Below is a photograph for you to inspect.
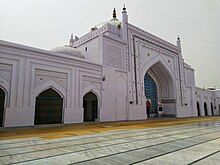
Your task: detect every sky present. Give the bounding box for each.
[0,0,220,89]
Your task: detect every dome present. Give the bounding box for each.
[92,8,121,29]
[94,18,121,29]
[50,46,84,59]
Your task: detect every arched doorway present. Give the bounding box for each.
[83,92,98,122]
[204,102,208,116]
[0,88,5,127]
[144,61,176,117]
[211,103,214,116]
[197,101,200,116]
[35,88,63,125]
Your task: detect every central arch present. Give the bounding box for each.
[83,92,98,122]
[143,61,176,117]
[34,88,63,125]
[0,88,5,127]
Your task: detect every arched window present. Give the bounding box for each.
[35,88,63,125]
[83,92,98,122]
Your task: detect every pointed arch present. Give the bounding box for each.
[142,57,176,117]
[143,58,176,99]
[32,80,66,108]
[0,77,10,107]
[83,92,98,122]
[35,88,63,125]
[143,57,175,85]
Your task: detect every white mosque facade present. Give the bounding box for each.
[0,7,220,127]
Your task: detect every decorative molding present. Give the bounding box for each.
[0,63,13,83]
[35,69,68,89]
[128,23,180,54]
[106,44,123,68]
[82,76,101,90]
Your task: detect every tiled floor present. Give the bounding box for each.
[1,118,220,164]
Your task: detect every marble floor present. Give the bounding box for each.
[1,120,220,164]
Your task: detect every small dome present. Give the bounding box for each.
[50,46,84,59]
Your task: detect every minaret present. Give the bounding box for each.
[122,4,128,41]
[176,36,185,106]
[177,36,181,50]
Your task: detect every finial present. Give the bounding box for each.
[113,8,116,19]
[177,35,180,41]
[123,4,126,11]
[69,33,74,47]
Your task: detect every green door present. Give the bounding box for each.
[35,89,63,125]
[0,89,5,127]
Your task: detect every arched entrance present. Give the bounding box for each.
[35,88,63,125]
[0,88,5,127]
[144,61,176,117]
[197,101,200,116]
[211,103,214,116]
[83,92,98,122]
[204,102,208,116]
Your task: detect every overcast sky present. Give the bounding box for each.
[0,0,219,89]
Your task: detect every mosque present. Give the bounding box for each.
[0,7,220,127]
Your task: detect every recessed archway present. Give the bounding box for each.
[0,88,5,127]
[35,88,63,125]
[144,61,176,117]
[83,92,98,122]
[197,101,200,116]
[204,102,208,116]
[211,103,214,116]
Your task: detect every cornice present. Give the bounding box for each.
[0,40,102,68]
[128,23,180,54]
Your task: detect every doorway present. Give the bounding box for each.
[197,101,200,116]
[35,88,63,125]
[211,103,214,116]
[83,92,98,122]
[204,102,208,116]
[0,88,5,127]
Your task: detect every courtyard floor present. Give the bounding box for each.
[1,116,220,164]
